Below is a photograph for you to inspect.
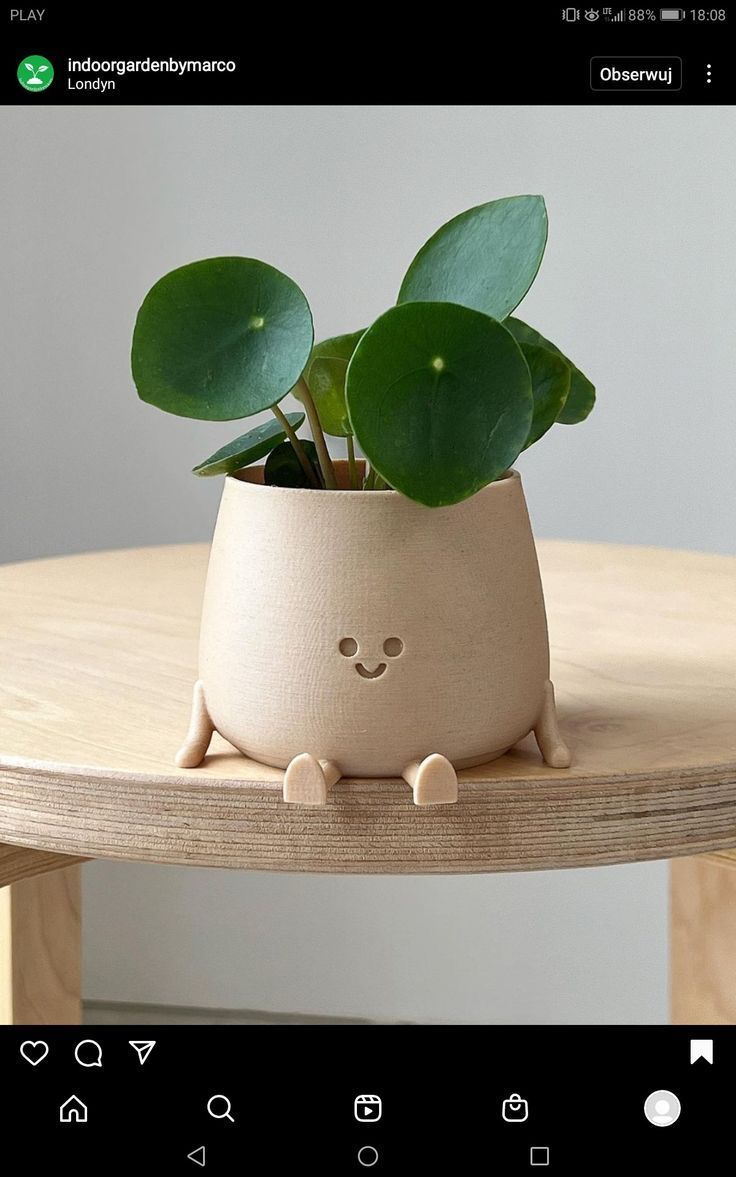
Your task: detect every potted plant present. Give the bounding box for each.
[132,195,595,806]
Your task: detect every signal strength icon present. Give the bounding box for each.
[610,7,625,18]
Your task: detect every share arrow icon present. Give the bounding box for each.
[129,1040,156,1065]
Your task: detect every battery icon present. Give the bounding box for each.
[660,7,684,17]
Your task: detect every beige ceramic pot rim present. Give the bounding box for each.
[230,463,517,500]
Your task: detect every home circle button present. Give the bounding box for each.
[357,1145,379,1167]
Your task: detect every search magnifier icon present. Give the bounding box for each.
[207,1094,234,1122]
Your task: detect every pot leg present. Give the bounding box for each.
[533,680,571,768]
[283,754,341,806]
[175,680,215,769]
[402,754,458,806]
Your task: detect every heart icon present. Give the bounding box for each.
[20,1040,49,1066]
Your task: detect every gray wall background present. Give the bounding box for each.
[2,105,734,1021]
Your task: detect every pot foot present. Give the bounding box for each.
[534,679,571,768]
[283,754,342,806]
[402,754,458,806]
[175,680,215,768]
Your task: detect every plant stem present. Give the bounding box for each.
[346,434,358,490]
[364,465,376,491]
[373,473,388,491]
[294,377,338,489]
[271,404,320,487]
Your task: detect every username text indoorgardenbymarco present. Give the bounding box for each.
[67,57,237,92]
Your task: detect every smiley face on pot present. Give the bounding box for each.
[338,635,404,679]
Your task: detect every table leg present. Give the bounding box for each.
[671,854,736,1024]
[0,849,84,1026]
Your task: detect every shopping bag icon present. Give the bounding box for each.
[502,1093,529,1122]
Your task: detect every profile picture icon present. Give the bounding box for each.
[17,55,54,92]
[643,1089,681,1127]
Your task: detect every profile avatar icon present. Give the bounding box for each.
[17,55,55,93]
[643,1089,681,1127]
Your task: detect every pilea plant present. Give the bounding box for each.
[132,195,595,507]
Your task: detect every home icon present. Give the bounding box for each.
[60,1095,88,1123]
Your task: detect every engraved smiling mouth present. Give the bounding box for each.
[355,662,387,679]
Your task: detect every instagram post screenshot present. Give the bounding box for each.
[1,3,734,1171]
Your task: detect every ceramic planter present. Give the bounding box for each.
[177,464,570,805]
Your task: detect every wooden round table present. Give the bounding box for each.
[0,541,734,1023]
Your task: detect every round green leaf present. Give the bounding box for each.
[557,367,595,424]
[506,317,595,424]
[346,302,533,508]
[264,439,321,488]
[192,412,305,477]
[300,330,365,436]
[132,257,314,421]
[519,343,571,450]
[398,196,548,322]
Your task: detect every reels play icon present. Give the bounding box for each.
[354,1095,382,1123]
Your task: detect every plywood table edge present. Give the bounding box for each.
[1,755,735,874]
[3,751,736,795]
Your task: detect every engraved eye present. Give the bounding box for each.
[383,637,404,657]
[339,637,358,657]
